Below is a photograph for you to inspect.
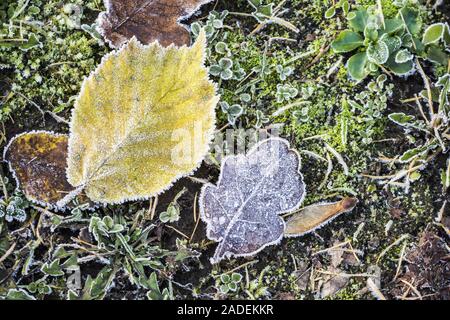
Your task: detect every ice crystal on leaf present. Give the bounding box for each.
[199,138,305,264]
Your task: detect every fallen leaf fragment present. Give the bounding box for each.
[97,0,213,48]
[285,197,358,237]
[3,131,87,208]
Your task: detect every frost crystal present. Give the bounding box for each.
[200,138,305,263]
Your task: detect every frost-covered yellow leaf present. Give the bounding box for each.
[65,31,218,205]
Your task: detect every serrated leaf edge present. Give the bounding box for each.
[66,30,218,206]
[97,0,214,49]
[199,137,306,264]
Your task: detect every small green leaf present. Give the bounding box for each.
[388,113,415,126]
[443,23,450,47]
[220,274,231,284]
[381,18,404,35]
[61,255,78,270]
[426,46,449,65]
[331,30,364,53]
[342,1,349,15]
[103,216,114,229]
[395,49,413,64]
[325,6,336,19]
[6,289,36,300]
[347,52,369,81]
[364,23,379,42]
[219,284,229,294]
[399,145,428,163]
[402,33,413,48]
[146,272,165,300]
[231,273,243,283]
[380,34,402,54]
[347,99,364,111]
[367,41,389,64]
[411,37,425,54]
[228,282,238,292]
[385,53,414,76]
[347,9,369,33]
[368,62,379,72]
[409,171,421,181]
[219,58,233,69]
[41,259,64,277]
[398,7,422,36]
[422,23,445,46]
[109,224,124,233]
[67,289,79,300]
[53,246,71,259]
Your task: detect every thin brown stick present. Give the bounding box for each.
[165,225,189,239]
[416,58,434,116]
[0,242,16,264]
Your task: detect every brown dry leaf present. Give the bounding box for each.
[285,197,358,237]
[329,240,344,268]
[320,266,349,298]
[291,260,310,291]
[4,131,88,209]
[97,0,213,48]
[392,230,450,300]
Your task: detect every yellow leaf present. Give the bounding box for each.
[65,31,218,205]
[285,197,358,237]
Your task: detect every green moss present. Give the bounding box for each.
[0,0,108,121]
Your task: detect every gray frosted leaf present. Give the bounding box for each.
[199,138,305,264]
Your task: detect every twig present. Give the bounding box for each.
[367,277,386,300]
[189,193,201,243]
[150,195,158,220]
[377,234,409,264]
[305,44,330,69]
[0,242,16,264]
[165,225,189,239]
[316,270,377,278]
[324,142,349,176]
[415,94,431,126]
[394,241,408,281]
[193,192,198,223]
[318,152,333,190]
[400,279,422,300]
[217,259,259,277]
[416,58,434,117]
